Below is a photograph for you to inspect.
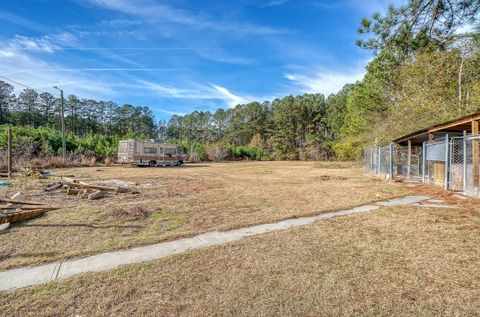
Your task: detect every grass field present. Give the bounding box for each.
[2,205,479,316]
[0,161,407,270]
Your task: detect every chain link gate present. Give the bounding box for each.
[465,135,480,197]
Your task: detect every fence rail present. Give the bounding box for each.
[364,134,480,198]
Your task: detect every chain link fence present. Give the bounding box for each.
[364,144,421,179]
[465,135,480,196]
[364,146,392,177]
[366,134,480,198]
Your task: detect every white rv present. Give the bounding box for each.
[117,139,186,167]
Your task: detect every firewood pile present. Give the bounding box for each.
[0,193,59,225]
[44,177,137,200]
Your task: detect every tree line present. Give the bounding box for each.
[0,84,157,137]
[1,0,479,162]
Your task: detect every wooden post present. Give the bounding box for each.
[422,141,426,183]
[444,134,449,190]
[427,133,434,184]
[389,143,394,180]
[407,139,412,179]
[7,127,12,178]
[472,120,479,188]
[463,130,467,192]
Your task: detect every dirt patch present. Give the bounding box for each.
[315,175,349,181]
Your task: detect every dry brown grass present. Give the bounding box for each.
[0,161,407,270]
[2,205,479,316]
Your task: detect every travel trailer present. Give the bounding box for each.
[117,139,186,167]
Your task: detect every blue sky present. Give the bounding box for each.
[0,0,401,120]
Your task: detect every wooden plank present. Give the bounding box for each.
[429,113,480,133]
[472,120,479,187]
[407,140,412,179]
[0,209,46,224]
[0,198,47,205]
[0,205,58,210]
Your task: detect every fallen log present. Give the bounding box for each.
[0,198,47,206]
[63,179,117,192]
[0,205,59,211]
[88,190,106,200]
[44,182,63,192]
[0,209,46,224]
[66,188,82,195]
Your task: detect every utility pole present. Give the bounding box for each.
[7,127,12,178]
[53,86,66,162]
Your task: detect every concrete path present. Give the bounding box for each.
[0,195,455,292]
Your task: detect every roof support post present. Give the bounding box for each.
[407,140,412,179]
[444,134,449,190]
[463,130,467,192]
[472,120,479,188]
[389,143,394,180]
[422,141,426,183]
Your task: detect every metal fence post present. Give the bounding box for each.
[389,143,394,179]
[463,131,467,192]
[377,147,381,174]
[422,141,426,183]
[444,134,449,190]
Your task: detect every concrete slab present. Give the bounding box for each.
[411,203,459,209]
[377,196,430,206]
[0,262,58,291]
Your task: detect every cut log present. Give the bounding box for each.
[66,188,82,195]
[44,182,63,192]
[116,186,131,193]
[64,180,117,192]
[0,209,46,224]
[88,190,106,200]
[78,189,89,199]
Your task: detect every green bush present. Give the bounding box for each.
[0,125,120,159]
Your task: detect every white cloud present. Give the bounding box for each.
[85,0,289,35]
[0,37,115,98]
[211,84,250,107]
[137,79,258,108]
[284,67,365,96]
[261,0,290,8]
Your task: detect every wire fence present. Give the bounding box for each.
[364,134,480,198]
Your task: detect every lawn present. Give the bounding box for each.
[0,161,407,270]
[2,205,479,316]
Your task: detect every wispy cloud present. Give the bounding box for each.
[0,37,116,98]
[261,0,290,8]
[0,9,49,33]
[84,0,289,35]
[284,66,366,96]
[137,79,259,108]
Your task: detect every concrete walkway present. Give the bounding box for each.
[0,195,443,292]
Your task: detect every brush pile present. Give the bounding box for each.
[44,177,137,200]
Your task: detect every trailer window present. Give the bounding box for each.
[177,147,184,155]
[144,147,157,154]
[159,147,164,154]
[165,148,175,155]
